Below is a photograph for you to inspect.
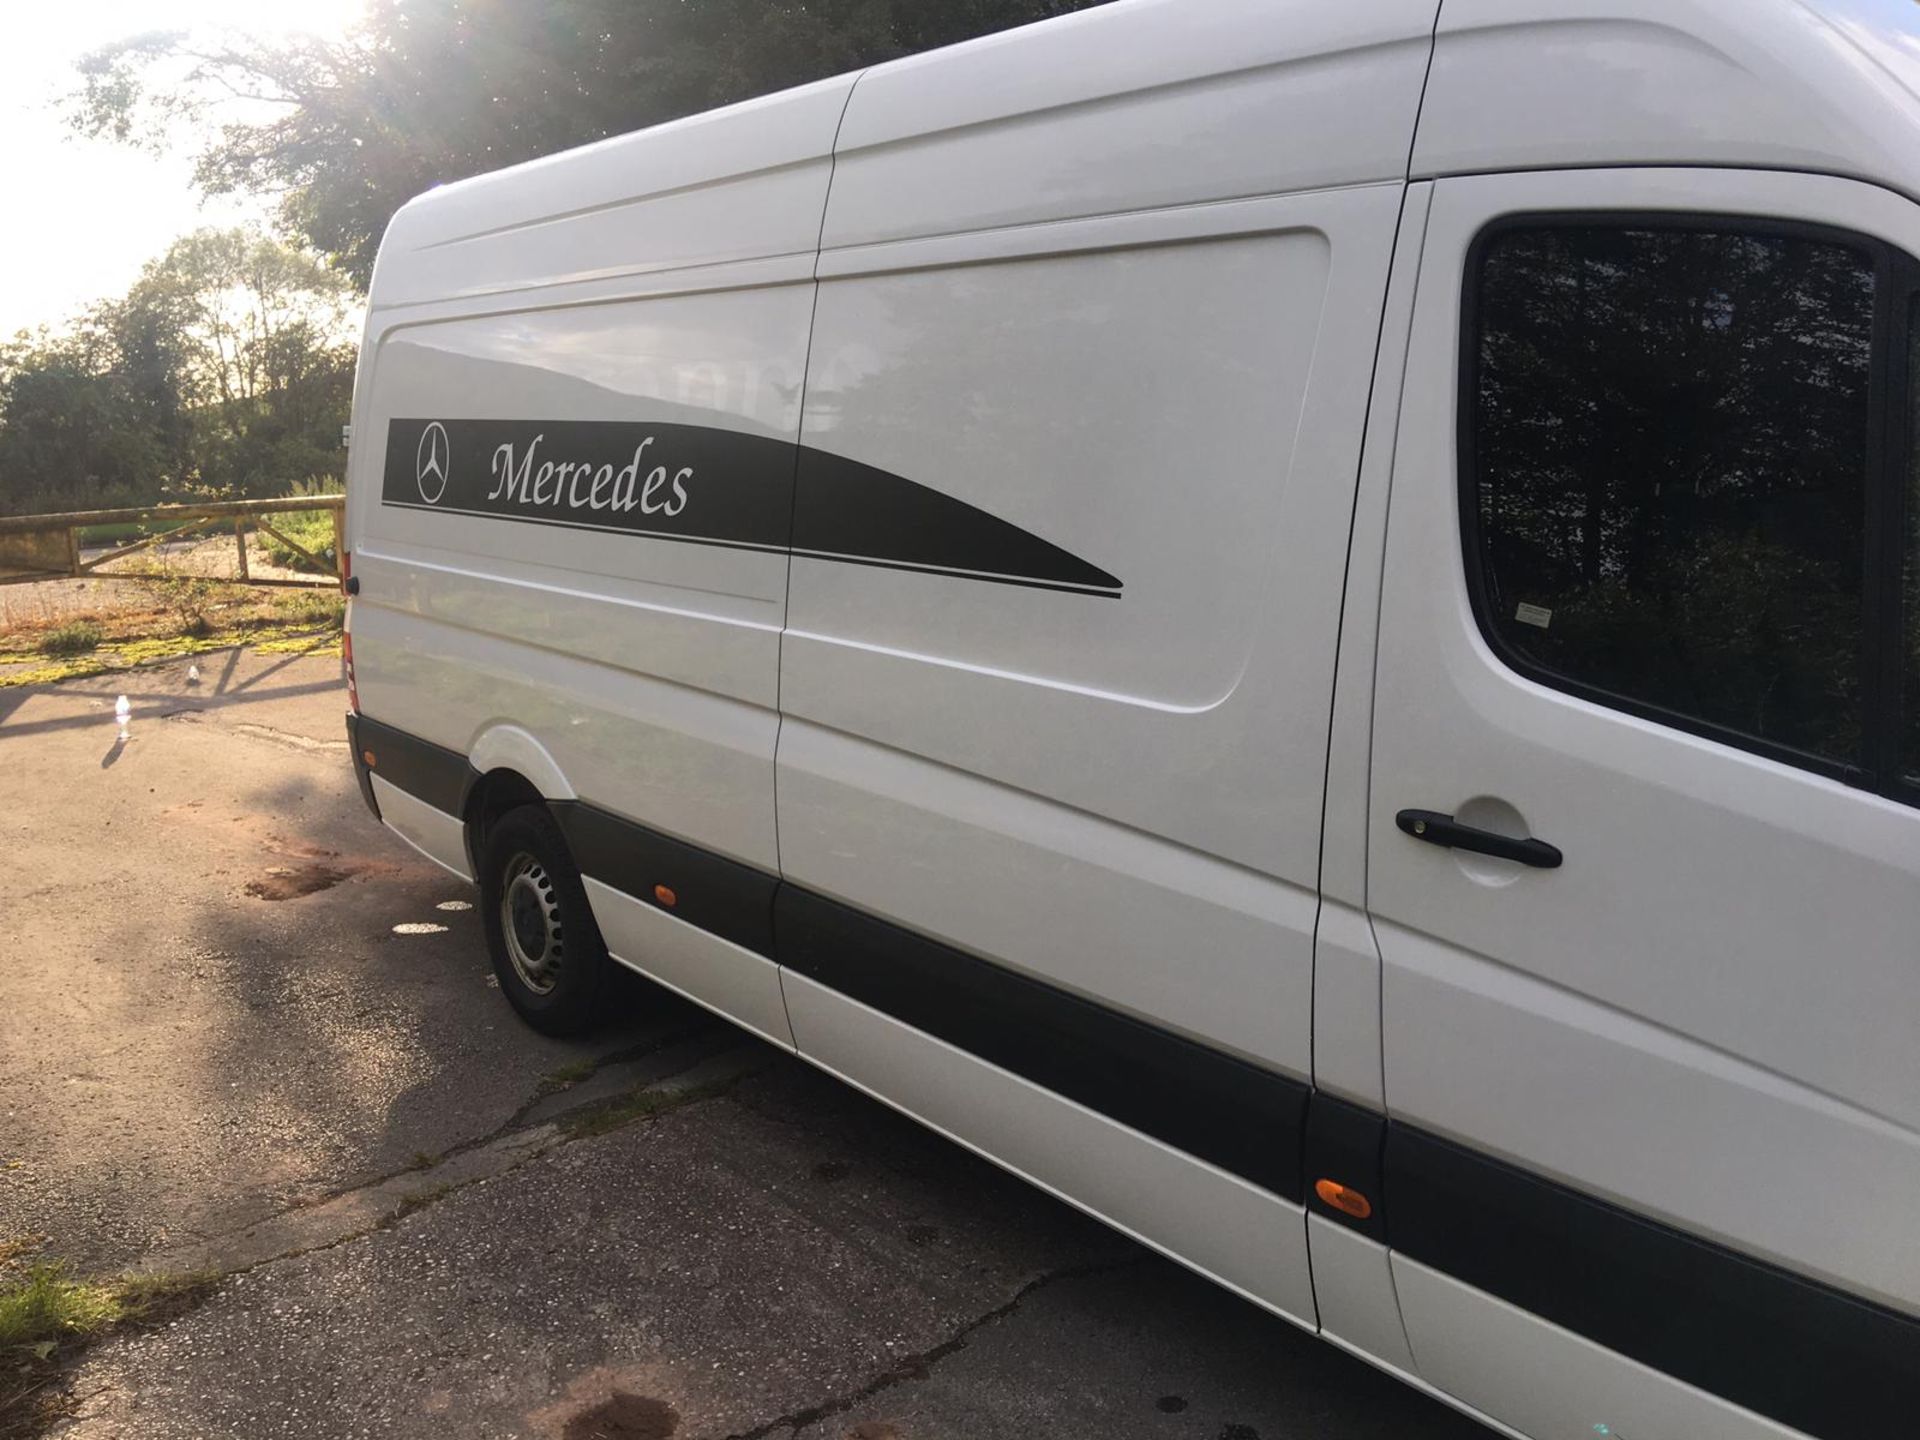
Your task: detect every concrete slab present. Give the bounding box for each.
[0,651,695,1270]
[53,1066,1487,1440]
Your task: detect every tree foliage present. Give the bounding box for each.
[68,0,1111,288]
[0,229,355,514]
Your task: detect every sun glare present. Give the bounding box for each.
[0,1,368,337]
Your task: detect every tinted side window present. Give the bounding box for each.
[1469,225,1875,765]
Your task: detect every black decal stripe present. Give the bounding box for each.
[552,801,776,957]
[774,885,1306,1199]
[381,418,1122,596]
[1387,1123,1920,1440]
[383,418,797,549]
[353,714,469,814]
[789,547,1121,597]
[380,499,792,555]
[790,446,1124,595]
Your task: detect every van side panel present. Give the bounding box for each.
[823,0,1439,249]
[775,7,1427,1323]
[350,278,812,874]
[781,180,1399,1080]
[347,79,856,890]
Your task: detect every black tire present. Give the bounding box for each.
[477,804,614,1035]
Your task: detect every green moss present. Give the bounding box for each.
[544,1059,599,1088]
[0,625,338,687]
[558,1079,731,1139]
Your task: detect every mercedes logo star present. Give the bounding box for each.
[416,421,451,504]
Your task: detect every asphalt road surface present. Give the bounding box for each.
[0,649,1489,1440]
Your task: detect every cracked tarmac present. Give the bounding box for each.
[1,651,1490,1439]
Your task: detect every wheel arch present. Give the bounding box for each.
[462,725,577,875]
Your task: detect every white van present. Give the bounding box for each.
[340,1,1920,1434]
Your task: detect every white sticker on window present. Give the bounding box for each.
[1515,602,1553,629]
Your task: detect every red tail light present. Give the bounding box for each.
[342,629,359,715]
[340,550,359,712]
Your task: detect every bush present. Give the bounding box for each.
[271,588,344,629]
[260,478,344,575]
[41,620,105,657]
[137,570,222,636]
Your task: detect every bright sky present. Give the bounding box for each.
[0,0,367,339]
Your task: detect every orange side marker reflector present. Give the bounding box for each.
[1315,1178,1374,1221]
[653,884,678,908]
[362,750,377,768]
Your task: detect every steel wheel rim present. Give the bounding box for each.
[499,852,564,995]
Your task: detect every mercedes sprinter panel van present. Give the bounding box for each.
[342,3,1920,1434]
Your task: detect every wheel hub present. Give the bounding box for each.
[499,853,564,995]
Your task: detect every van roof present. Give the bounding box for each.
[1415,0,1920,197]
[370,0,1920,310]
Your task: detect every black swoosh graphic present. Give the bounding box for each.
[380,418,1121,597]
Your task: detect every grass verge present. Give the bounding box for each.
[38,622,103,659]
[0,1257,217,1439]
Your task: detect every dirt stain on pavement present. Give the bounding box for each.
[246,862,356,900]
[562,1391,679,1440]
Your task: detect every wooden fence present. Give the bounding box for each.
[0,495,345,590]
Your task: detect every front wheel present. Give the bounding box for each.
[478,805,614,1035]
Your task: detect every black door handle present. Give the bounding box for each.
[1395,809,1562,869]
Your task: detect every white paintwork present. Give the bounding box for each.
[780,182,1405,1095]
[1310,181,1430,1115]
[348,64,845,886]
[783,972,1316,1328]
[370,75,855,308]
[1316,1334,1530,1440]
[1310,905,1387,1110]
[585,879,794,1050]
[353,597,783,873]
[369,776,472,882]
[1308,1218,1418,1375]
[775,720,1317,1069]
[1414,1,1920,201]
[1392,1258,1806,1440]
[467,725,576,801]
[823,0,1438,251]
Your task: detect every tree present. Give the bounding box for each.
[0,227,356,513]
[118,228,357,493]
[0,320,165,514]
[67,0,1111,289]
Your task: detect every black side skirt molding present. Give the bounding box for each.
[351,713,470,815]
[776,885,1307,1200]
[344,712,381,821]
[356,714,1920,1440]
[1386,1125,1920,1440]
[553,800,778,958]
